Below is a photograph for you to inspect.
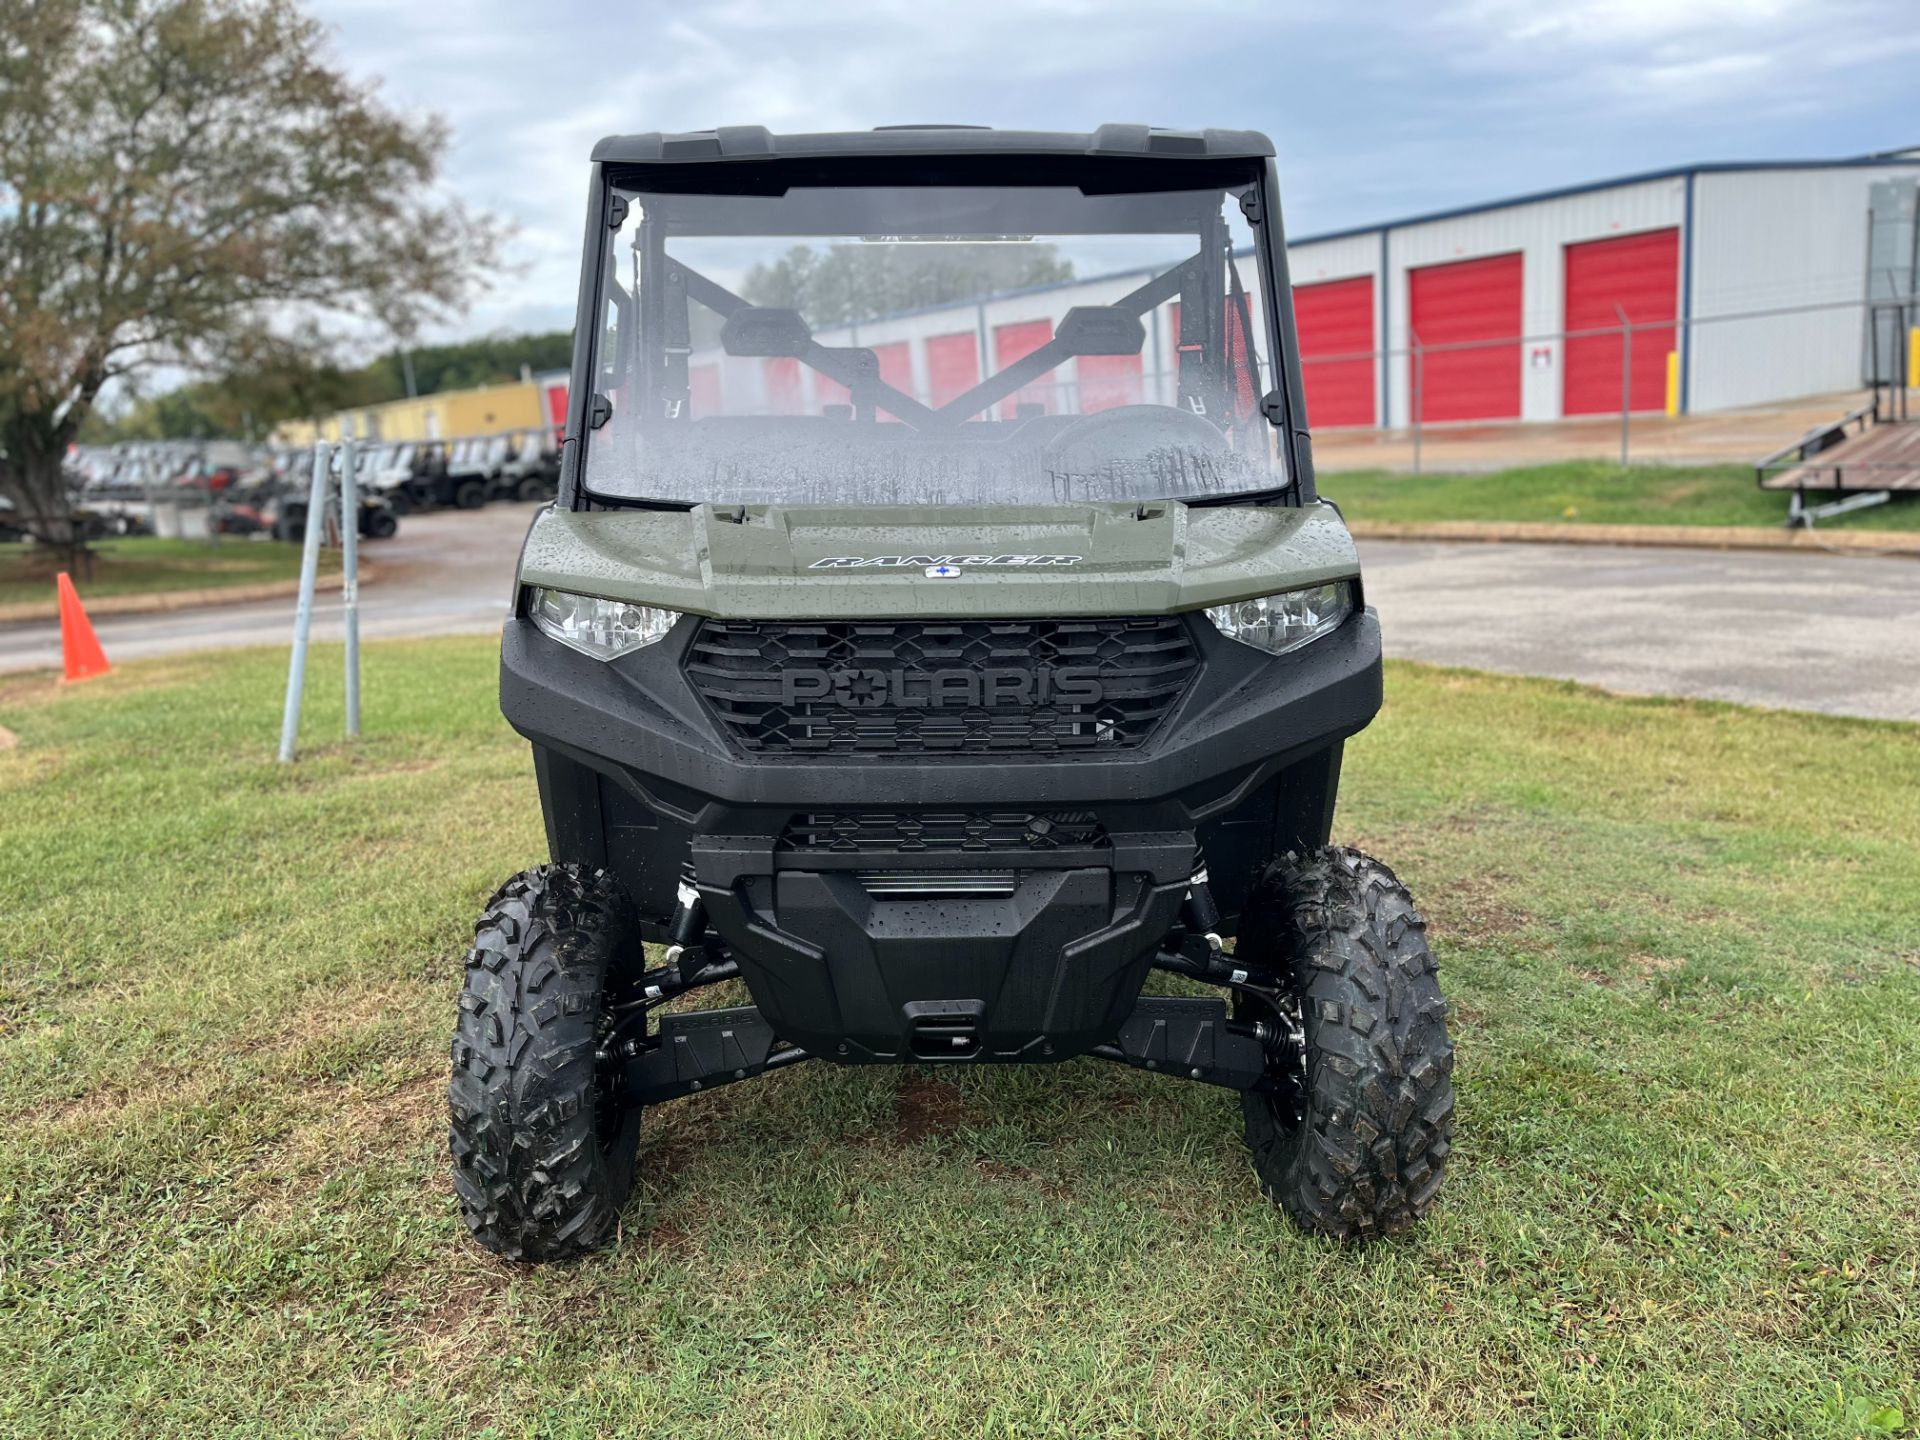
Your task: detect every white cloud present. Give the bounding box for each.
[301,0,1920,345]
[1456,0,1799,45]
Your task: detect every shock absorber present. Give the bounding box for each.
[664,872,705,986]
[1183,865,1225,959]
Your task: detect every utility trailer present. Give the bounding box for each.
[1756,300,1919,526]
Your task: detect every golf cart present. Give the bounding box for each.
[437,438,494,509]
[449,125,1454,1260]
[489,429,561,502]
[384,440,480,512]
[267,446,399,542]
[358,443,418,512]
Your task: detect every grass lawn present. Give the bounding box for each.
[0,536,334,609]
[1,639,1916,1437]
[1322,460,1920,532]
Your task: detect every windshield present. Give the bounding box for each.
[579,174,1283,507]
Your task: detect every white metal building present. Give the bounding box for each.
[1289,148,1920,427]
[684,147,1920,431]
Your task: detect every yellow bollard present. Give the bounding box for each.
[1909,328,1919,390]
[1664,351,1680,417]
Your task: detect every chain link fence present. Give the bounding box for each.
[1296,292,1918,472]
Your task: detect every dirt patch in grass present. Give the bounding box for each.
[262,979,442,1058]
[0,673,61,707]
[1629,951,1686,979]
[1425,871,1529,944]
[239,1073,444,1224]
[17,979,440,1132]
[895,1070,969,1144]
[20,1077,161,1130]
[0,655,217,704]
[374,1258,520,1371]
[408,1273,502,1347]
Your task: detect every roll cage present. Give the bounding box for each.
[557,129,1319,509]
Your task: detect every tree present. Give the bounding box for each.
[100,329,384,439]
[741,243,1074,331]
[0,0,502,550]
[356,328,573,400]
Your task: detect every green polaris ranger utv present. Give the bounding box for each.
[448,124,1454,1260]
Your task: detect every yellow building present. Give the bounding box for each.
[276,378,551,445]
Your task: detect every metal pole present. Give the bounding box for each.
[975,300,993,406]
[1410,327,1424,476]
[1880,274,1911,422]
[1615,304,1632,468]
[1905,296,1914,422]
[139,449,156,537]
[277,443,331,763]
[340,434,361,740]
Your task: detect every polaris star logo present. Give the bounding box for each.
[808,554,1083,570]
[779,666,1104,709]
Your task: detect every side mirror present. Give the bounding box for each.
[1057,306,1145,357]
[721,306,813,358]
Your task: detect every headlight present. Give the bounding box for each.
[528,587,678,660]
[1205,581,1354,656]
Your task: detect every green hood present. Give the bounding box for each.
[516,501,1359,620]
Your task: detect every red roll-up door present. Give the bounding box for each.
[994,319,1055,418]
[1077,353,1143,412]
[1562,228,1679,416]
[1408,252,1522,422]
[1293,275,1375,428]
[925,332,979,410]
[764,357,803,415]
[872,341,913,420]
[689,363,721,416]
[804,342,907,418]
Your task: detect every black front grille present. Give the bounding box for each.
[685,618,1200,756]
[781,810,1110,854]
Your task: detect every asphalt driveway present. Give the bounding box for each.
[1359,539,1920,722]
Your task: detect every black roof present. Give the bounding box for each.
[589,124,1274,165]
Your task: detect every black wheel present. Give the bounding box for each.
[447,864,644,1260]
[363,508,398,540]
[453,478,485,509]
[515,476,550,503]
[1235,846,1454,1239]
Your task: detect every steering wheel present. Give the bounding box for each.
[1040,404,1226,470]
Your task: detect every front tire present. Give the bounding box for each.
[447,864,643,1260]
[1236,847,1455,1239]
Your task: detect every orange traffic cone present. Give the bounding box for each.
[56,572,111,683]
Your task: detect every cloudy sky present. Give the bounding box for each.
[309,0,1920,345]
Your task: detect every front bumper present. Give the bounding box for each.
[501,606,1381,1061]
